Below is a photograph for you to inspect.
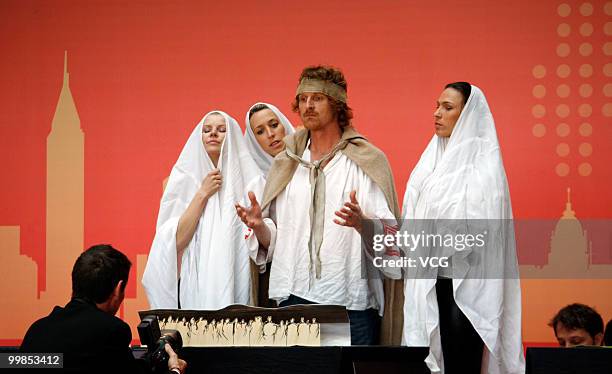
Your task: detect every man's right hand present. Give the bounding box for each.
[235,191,263,229]
[165,343,187,374]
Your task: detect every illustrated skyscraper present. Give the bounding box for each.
[42,51,84,302]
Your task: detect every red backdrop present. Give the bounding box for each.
[1,0,610,344]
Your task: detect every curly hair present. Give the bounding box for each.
[291,65,354,128]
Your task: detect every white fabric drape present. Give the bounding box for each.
[401,86,525,374]
[143,111,265,310]
[244,102,295,174]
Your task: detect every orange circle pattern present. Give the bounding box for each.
[531,1,610,177]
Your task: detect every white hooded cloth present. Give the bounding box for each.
[401,86,524,374]
[143,111,265,310]
[244,102,295,174]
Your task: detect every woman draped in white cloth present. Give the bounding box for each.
[244,102,295,175]
[401,83,524,374]
[143,111,265,310]
[243,103,295,306]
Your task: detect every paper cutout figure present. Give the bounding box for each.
[262,316,278,345]
[296,317,310,346]
[286,318,299,346]
[250,316,264,346]
[234,318,249,346]
[309,318,321,345]
[276,320,287,346]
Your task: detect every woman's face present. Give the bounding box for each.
[433,88,465,137]
[202,113,227,159]
[249,108,287,157]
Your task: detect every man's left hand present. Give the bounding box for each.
[165,343,187,374]
[333,190,366,233]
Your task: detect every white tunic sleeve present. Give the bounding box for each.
[245,217,277,266]
[245,198,278,268]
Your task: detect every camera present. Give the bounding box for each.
[137,315,183,373]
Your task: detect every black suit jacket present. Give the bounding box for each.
[20,298,146,373]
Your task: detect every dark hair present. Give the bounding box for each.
[72,244,132,303]
[605,319,612,346]
[291,65,354,128]
[549,303,604,339]
[445,82,472,106]
[248,103,269,119]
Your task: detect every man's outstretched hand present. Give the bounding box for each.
[334,190,366,233]
[235,191,263,229]
[235,191,271,249]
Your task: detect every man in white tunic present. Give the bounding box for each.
[236,65,401,345]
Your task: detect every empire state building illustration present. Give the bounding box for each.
[0,52,149,341]
[41,51,84,303]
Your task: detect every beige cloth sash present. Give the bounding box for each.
[285,139,349,279]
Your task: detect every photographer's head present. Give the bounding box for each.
[72,244,132,315]
[549,303,604,347]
